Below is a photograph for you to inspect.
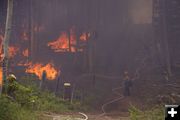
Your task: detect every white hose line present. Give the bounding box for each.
[102,96,124,113]
[43,112,88,120]
[79,112,88,120]
[96,56,148,120]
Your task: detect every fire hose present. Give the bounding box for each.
[95,86,124,119]
[95,56,148,119]
[79,112,88,120]
[43,112,88,120]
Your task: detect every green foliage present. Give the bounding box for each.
[14,84,34,106]
[129,105,164,120]
[36,92,72,112]
[0,95,38,120]
[0,76,89,119]
[0,95,19,120]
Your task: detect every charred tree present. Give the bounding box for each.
[1,0,14,95]
[153,0,172,76]
[55,76,60,96]
[30,0,35,61]
[161,0,172,76]
[39,70,46,89]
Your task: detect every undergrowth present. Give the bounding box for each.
[0,77,85,120]
[129,105,164,120]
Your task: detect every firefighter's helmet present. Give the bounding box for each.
[7,74,17,82]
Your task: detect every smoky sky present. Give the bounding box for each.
[130,0,152,24]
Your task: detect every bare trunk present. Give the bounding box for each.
[30,0,35,61]
[55,76,60,95]
[1,0,14,95]
[162,0,172,76]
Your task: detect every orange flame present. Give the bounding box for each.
[0,35,19,58]
[22,49,29,57]
[48,32,70,52]
[8,46,19,58]
[80,32,90,41]
[25,63,58,80]
[48,27,90,53]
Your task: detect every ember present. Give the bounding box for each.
[25,63,58,80]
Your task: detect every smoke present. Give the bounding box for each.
[130,0,152,24]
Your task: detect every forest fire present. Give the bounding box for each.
[25,63,58,80]
[48,32,70,52]
[8,46,19,58]
[0,34,19,58]
[80,32,91,41]
[48,28,90,53]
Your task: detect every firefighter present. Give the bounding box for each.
[123,71,132,97]
[163,70,169,82]
[7,74,18,97]
[7,74,37,106]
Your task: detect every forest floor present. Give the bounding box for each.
[42,112,130,120]
[41,68,180,120]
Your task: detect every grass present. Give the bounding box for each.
[0,76,86,120]
[129,105,165,120]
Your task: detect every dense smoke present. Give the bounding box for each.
[130,0,152,24]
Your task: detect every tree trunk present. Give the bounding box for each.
[162,0,172,76]
[30,0,35,61]
[0,0,14,95]
[55,76,60,96]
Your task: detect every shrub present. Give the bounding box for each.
[0,95,19,120]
